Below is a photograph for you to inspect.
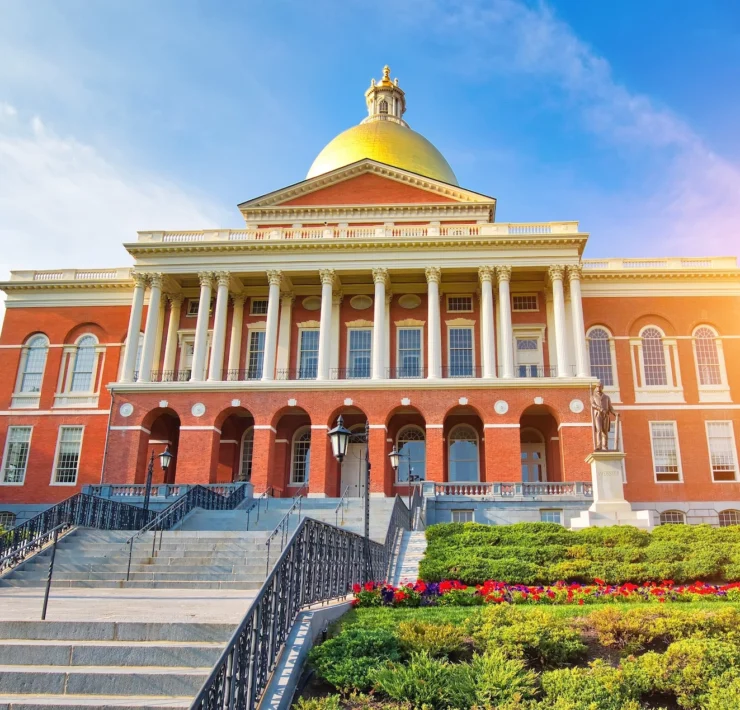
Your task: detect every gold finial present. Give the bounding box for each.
[381,65,392,84]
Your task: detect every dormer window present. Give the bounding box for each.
[379,99,389,114]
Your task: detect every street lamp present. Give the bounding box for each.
[328,417,371,582]
[142,446,174,523]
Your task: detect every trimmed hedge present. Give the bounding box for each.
[419,522,740,585]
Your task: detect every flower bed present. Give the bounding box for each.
[352,579,740,607]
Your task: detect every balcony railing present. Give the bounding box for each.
[441,365,482,379]
[387,366,428,379]
[222,369,261,381]
[422,481,593,498]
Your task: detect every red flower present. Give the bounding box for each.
[364,582,374,592]
[578,599,585,605]
[352,584,361,594]
[593,578,605,585]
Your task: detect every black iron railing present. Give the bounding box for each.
[441,365,482,378]
[264,484,308,573]
[0,494,152,574]
[381,495,411,580]
[386,366,428,379]
[245,488,272,530]
[222,369,261,381]
[190,517,388,710]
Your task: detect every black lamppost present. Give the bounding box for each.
[142,446,173,523]
[389,446,420,517]
[328,416,372,582]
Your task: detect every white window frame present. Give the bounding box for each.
[631,326,684,404]
[512,325,545,377]
[446,324,476,377]
[1,426,33,486]
[54,334,104,408]
[176,330,213,379]
[186,298,213,317]
[586,326,621,402]
[395,425,426,483]
[692,326,731,403]
[540,509,563,525]
[718,510,740,527]
[446,294,474,313]
[346,327,373,379]
[50,425,85,486]
[250,298,269,316]
[396,326,424,379]
[512,293,539,312]
[245,323,266,380]
[297,328,320,380]
[705,421,739,483]
[649,421,683,483]
[448,423,480,482]
[289,426,311,486]
[451,509,474,523]
[659,510,686,525]
[239,427,254,481]
[12,334,50,409]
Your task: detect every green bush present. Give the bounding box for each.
[292,696,341,710]
[704,673,740,710]
[396,621,467,658]
[469,650,538,707]
[308,627,402,692]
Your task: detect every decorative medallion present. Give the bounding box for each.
[398,294,421,309]
[191,402,206,417]
[159,400,169,408]
[534,396,544,405]
[494,400,508,415]
[288,398,298,407]
[119,403,134,418]
[231,399,242,407]
[349,295,373,310]
[569,398,585,413]
[458,397,468,405]
[344,398,354,406]
[302,296,321,311]
[401,397,411,406]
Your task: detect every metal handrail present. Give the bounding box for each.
[334,485,351,526]
[264,483,308,574]
[382,496,412,581]
[245,487,272,530]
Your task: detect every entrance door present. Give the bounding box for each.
[521,444,546,482]
[515,337,543,377]
[341,442,366,497]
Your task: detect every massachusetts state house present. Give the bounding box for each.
[1,67,739,528]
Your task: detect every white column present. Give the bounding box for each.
[226,294,246,379]
[207,272,231,381]
[479,266,496,379]
[138,273,163,383]
[330,292,342,374]
[316,269,335,380]
[425,267,442,379]
[162,294,183,377]
[190,272,213,382]
[385,292,392,373]
[371,268,387,380]
[568,265,590,377]
[261,270,282,381]
[545,290,557,371]
[151,295,166,377]
[121,273,147,383]
[549,265,569,378]
[276,293,295,374]
[496,266,514,378]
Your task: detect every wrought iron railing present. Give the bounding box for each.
[245,487,272,530]
[381,495,411,580]
[264,483,308,573]
[190,517,386,710]
[334,485,351,526]
[0,494,151,574]
[410,484,425,530]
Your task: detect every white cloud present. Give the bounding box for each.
[0,105,231,325]
[393,0,740,256]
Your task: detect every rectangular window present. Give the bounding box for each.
[447,295,473,313]
[246,330,265,379]
[451,510,473,523]
[706,421,738,482]
[70,345,96,392]
[186,299,213,317]
[540,509,563,525]
[53,426,83,485]
[1,427,32,484]
[448,327,474,377]
[513,294,538,311]
[397,328,422,378]
[650,422,682,482]
[250,299,269,315]
[347,329,372,379]
[298,330,319,379]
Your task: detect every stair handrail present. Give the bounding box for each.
[245,486,272,530]
[0,493,151,574]
[334,484,351,526]
[381,495,412,581]
[410,483,425,531]
[264,482,308,574]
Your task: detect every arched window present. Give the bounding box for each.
[641,327,667,386]
[290,427,311,485]
[719,510,740,527]
[239,428,254,481]
[379,99,388,114]
[587,328,614,387]
[659,510,685,525]
[396,426,426,482]
[70,335,98,392]
[448,424,479,482]
[16,334,49,395]
[693,326,722,385]
[520,428,546,482]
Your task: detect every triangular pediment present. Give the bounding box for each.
[238,159,495,210]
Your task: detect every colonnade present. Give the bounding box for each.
[120,265,590,383]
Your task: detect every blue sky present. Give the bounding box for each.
[1,0,739,284]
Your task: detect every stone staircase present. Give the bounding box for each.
[391,530,427,585]
[0,528,274,590]
[0,619,232,709]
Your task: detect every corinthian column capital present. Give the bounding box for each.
[167,292,184,307]
[132,272,148,288]
[318,269,336,287]
[265,269,282,287]
[548,265,566,282]
[147,272,164,289]
[496,265,512,284]
[567,264,583,282]
[478,265,495,283]
[372,267,389,285]
[425,266,441,284]
[197,271,214,288]
[214,271,231,288]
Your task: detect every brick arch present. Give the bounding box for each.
[384,403,429,428]
[443,405,485,483]
[627,313,677,338]
[215,406,255,484]
[326,404,369,429]
[63,322,108,344]
[214,405,255,430]
[519,404,561,482]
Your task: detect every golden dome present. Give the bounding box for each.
[306,66,458,186]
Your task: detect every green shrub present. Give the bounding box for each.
[704,673,740,710]
[396,621,467,658]
[469,650,538,707]
[573,525,650,549]
[292,696,341,710]
[308,627,401,692]
[474,607,586,669]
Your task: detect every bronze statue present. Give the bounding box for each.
[591,381,617,451]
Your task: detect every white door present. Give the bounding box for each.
[521,444,546,482]
[341,443,366,497]
[515,338,542,377]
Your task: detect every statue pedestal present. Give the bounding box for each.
[570,452,654,530]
